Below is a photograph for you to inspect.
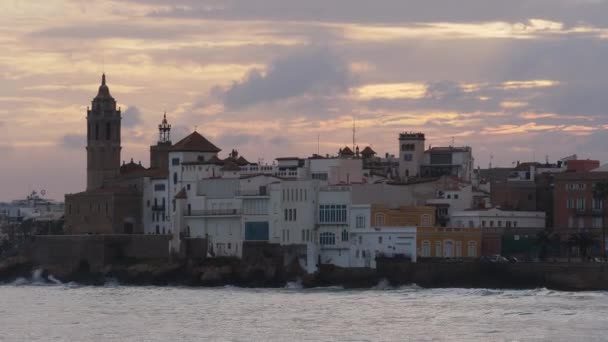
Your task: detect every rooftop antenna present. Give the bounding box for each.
[489,153,494,169]
[317,133,320,155]
[352,115,356,151]
[451,136,455,146]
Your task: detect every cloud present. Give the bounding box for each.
[217,47,352,108]
[60,134,85,149]
[142,0,608,27]
[123,106,143,128]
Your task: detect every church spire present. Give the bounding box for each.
[96,73,112,99]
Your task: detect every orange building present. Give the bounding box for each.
[416,227,482,258]
[370,205,435,227]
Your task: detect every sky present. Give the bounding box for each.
[2,0,608,201]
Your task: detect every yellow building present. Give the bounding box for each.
[370,205,435,227]
[416,227,482,258]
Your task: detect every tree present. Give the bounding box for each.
[593,182,608,260]
[568,232,598,261]
[535,230,552,261]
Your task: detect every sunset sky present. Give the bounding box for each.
[2,0,608,200]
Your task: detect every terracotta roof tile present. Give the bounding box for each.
[170,131,221,153]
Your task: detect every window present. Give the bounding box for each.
[356,215,366,228]
[342,230,349,242]
[498,221,502,227]
[468,220,474,228]
[172,158,180,166]
[489,221,494,227]
[173,172,178,185]
[578,217,584,228]
[378,236,383,244]
[454,194,459,199]
[319,204,348,224]
[293,209,297,221]
[304,189,307,201]
[455,241,462,257]
[375,213,385,226]
[447,194,451,199]
[566,198,574,209]
[186,184,191,191]
[312,173,328,180]
[482,220,486,227]
[593,199,604,210]
[319,232,336,245]
[284,209,288,221]
[422,241,431,257]
[358,236,363,244]
[156,225,160,234]
[106,122,111,140]
[302,230,306,242]
[154,184,166,191]
[576,198,586,210]
[403,154,413,161]
[435,241,442,257]
[467,241,477,257]
[593,217,603,229]
[421,214,432,226]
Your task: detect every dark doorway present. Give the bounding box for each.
[124,222,134,234]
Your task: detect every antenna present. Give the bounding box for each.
[352,115,356,151]
[317,134,320,155]
[451,136,455,146]
[489,154,494,169]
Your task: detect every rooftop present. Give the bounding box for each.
[170,131,221,153]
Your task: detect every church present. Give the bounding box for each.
[64,74,224,235]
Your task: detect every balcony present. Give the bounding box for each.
[151,205,166,212]
[236,189,269,197]
[320,185,351,192]
[184,209,241,217]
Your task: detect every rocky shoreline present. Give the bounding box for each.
[3,255,608,291]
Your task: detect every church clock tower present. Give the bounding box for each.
[86,74,121,190]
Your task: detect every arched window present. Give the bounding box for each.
[443,240,454,258]
[319,232,336,245]
[467,241,477,257]
[422,240,431,257]
[375,213,385,226]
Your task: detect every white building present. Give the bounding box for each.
[421,146,474,182]
[450,208,546,229]
[349,204,417,268]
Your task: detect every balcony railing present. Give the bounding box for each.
[151,205,166,212]
[185,209,241,217]
[236,189,269,197]
[320,185,351,192]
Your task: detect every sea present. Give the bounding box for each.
[0,275,607,342]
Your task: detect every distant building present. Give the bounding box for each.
[421,146,474,182]
[417,227,481,258]
[553,171,608,242]
[450,208,546,229]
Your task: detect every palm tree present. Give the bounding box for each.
[592,182,608,260]
[568,232,598,261]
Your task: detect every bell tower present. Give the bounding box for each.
[150,112,172,172]
[86,74,121,190]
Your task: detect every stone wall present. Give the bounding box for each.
[376,259,608,291]
[28,235,171,273]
